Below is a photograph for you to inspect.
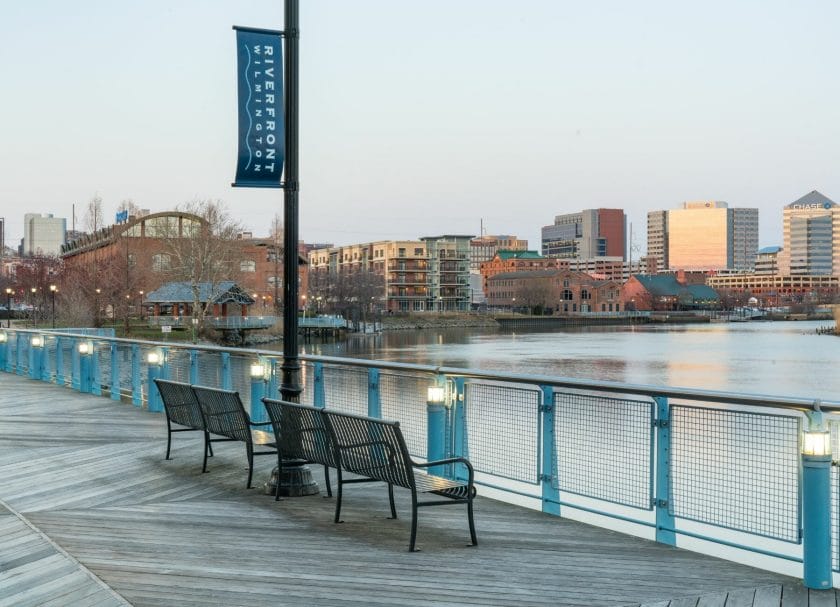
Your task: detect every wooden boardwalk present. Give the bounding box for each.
[0,372,837,607]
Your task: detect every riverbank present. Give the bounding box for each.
[381,312,499,331]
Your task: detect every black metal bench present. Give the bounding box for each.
[190,385,278,489]
[261,398,334,500]
[154,379,212,461]
[263,398,477,552]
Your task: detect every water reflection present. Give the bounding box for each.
[260,320,839,400]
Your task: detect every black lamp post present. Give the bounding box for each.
[4,288,11,328]
[49,285,57,329]
[30,287,37,327]
[94,288,101,327]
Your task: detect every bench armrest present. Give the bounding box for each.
[249,421,273,427]
[413,457,475,484]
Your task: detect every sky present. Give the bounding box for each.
[1,0,838,254]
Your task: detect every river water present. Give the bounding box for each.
[289,320,840,402]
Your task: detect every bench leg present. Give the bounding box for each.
[202,431,210,473]
[246,444,254,489]
[468,496,477,546]
[323,466,332,498]
[387,483,397,519]
[165,419,173,460]
[409,491,419,552]
[333,469,344,524]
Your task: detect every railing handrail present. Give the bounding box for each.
[5,327,837,412]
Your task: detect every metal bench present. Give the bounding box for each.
[191,386,277,488]
[153,379,212,461]
[261,398,334,500]
[263,398,477,552]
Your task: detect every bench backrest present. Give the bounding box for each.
[191,386,252,444]
[262,399,338,468]
[154,379,205,430]
[323,410,414,490]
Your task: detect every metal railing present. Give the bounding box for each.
[1,327,838,588]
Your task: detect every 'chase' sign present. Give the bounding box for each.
[233,26,284,188]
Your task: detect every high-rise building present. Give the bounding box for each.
[777,191,840,276]
[646,210,668,272]
[541,209,625,260]
[651,201,759,272]
[22,213,66,257]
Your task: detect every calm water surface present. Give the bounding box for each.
[292,320,840,401]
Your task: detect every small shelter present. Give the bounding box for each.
[144,281,256,320]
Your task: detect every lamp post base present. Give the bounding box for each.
[264,461,319,497]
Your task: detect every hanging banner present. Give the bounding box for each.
[232,26,284,188]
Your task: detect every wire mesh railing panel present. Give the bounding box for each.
[116,344,134,395]
[230,354,252,410]
[300,361,314,405]
[60,339,74,386]
[555,392,653,508]
[42,336,58,382]
[466,382,540,484]
[196,352,224,389]
[167,349,192,383]
[671,405,800,542]
[7,333,19,372]
[322,366,368,416]
[96,342,111,388]
[380,371,429,458]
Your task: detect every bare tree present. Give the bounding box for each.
[161,200,244,329]
[117,198,144,219]
[518,277,553,315]
[84,194,104,233]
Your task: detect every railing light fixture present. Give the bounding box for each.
[803,431,831,457]
[250,362,265,378]
[31,336,43,347]
[147,351,162,365]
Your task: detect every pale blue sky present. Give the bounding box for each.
[1,1,838,252]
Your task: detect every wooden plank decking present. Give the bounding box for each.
[0,372,836,606]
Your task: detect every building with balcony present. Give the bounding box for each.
[308,236,474,313]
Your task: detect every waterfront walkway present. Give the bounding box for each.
[0,373,834,606]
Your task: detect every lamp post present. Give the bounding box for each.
[146,350,164,412]
[78,341,93,393]
[4,287,11,328]
[94,288,101,327]
[426,380,448,476]
[138,290,145,322]
[250,361,267,424]
[30,287,37,327]
[801,413,832,589]
[49,285,57,329]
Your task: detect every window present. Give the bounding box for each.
[240,260,256,272]
[152,253,171,272]
[562,289,573,301]
[581,289,591,300]
[414,248,424,256]
[127,253,137,268]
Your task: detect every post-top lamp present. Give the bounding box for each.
[31,336,43,347]
[427,385,446,404]
[803,430,831,457]
[78,341,91,355]
[0,331,6,343]
[250,362,266,379]
[147,351,162,365]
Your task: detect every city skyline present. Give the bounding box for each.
[1,1,838,251]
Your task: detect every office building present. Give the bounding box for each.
[541,209,626,260]
[777,191,840,276]
[22,213,66,257]
[652,201,759,272]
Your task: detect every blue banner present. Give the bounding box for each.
[233,27,284,188]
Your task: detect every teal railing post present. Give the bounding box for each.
[802,410,832,589]
[71,339,80,390]
[313,362,324,408]
[79,344,92,394]
[110,343,121,401]
[221,352,232,390]
[449,377,468,481]
[16,333,25,375]
[540,384,560,516]
[146,351,163,412]
[91,344,102,395]
[55,337,64,385]
[654,396,676,545]
[368,368,381,418]
[0,334,6,372]
[250,359,267,423]
[41,337,52,382]
[189,350,199,385]
[29,336,42,380]
[426,375,447,475]
[131,345,142,406]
